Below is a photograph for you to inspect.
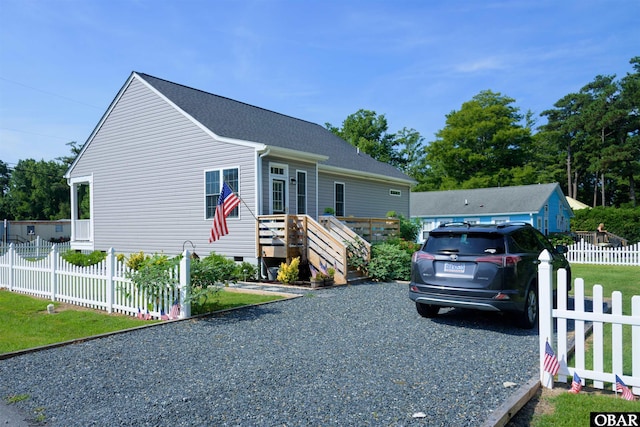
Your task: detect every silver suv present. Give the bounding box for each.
[409,222,570,328]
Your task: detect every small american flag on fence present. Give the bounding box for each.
[543,341,560,376]
[168,301,180,320]
[616,375,636,401]
[568,371,582,394]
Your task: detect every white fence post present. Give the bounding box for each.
[633,296,640,396]
[50,244,58,302]
[106,248,115,314]
[8,243,14,291]
[538,249,554,389]
[179,250,191,319]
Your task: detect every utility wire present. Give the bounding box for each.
[0,76,102,109]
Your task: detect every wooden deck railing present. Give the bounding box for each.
[325,216,399,243]
[574,230,628,247]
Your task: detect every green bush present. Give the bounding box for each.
[368,242,412,282]
[397,214,422,242]
[125,253,179,309]
[572,206,640,244]
[234,261,258,281]
[199,252,238,284]
[61,250,106,266]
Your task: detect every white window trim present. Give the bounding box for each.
[269,162,289,214]
[204,166,241,220]
[334,181,346,216]
[389,189,402,197]
[296,170,307,215]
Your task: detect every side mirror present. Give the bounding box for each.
[555,245,568,254]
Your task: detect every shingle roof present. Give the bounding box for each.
[411,183,567,217]
[136,72,411,182]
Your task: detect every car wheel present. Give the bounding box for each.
[519,285,538,329]
[416,302,440,318]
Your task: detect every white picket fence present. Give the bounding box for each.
[538,250,639,397]
[0,237,71,259]
[566,240,640,266]
[0,244,191,319]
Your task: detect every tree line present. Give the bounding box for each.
[327,56,639,208]
[2,56,638,221]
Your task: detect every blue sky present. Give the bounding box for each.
[1,0,638,166]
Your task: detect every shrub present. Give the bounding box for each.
[368,242,411,282]
[277,257,300,284]
[126,251,148,271]
[189,258,223,308]
[397,214,421,242]
[125,253,180,311]
[234,261,258,281]
[61,250,106,266]
[200,252,237,285]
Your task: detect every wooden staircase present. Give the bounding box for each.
[257,215,372,285]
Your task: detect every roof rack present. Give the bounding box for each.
[438,221,472,228]
[496,221,532,228]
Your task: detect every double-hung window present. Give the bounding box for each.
[205,168,239,219]
[335,182,345,216]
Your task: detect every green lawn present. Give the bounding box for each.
[0,289,285,354]
[569,264,639,376]
[531,264,640,426]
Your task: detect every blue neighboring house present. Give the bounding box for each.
[410,183,573,241]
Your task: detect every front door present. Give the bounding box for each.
[272,179,286,214]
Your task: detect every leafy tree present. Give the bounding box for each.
[0,160,11,219]
[56,141,83,168]
[423,90,534,190]
[5,159,69,220]
[326,109,402,166]
[395,127,427,181]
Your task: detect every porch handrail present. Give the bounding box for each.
[318,215,371,263]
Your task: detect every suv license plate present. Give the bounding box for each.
[444,262,465,274]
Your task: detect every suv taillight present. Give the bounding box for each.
[413,252,435,262]
[476,255,521,267]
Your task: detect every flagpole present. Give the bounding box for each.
[231,186,280,281]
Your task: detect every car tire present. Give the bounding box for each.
[416,302,440,318]
[519,285,538,329]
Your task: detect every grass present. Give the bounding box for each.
[530,264,640,426]
[569,264,639,376]
[0,288,285,354]
[532,388,640,426]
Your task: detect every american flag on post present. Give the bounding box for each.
[209,182,241,243]
[543,341,560,376]
[616,375,636,401]
[568,371,582,394]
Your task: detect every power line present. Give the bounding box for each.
[0,127,76,141]
[0,76,102,109]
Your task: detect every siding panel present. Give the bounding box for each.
[69,78,257,259]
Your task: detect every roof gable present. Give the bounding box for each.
[411,183,569,217]
[135,72,411,182]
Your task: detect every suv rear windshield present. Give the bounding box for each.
[423,232,505,255]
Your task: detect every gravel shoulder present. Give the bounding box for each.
[0,282,539,426]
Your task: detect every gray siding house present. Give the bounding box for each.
[411,183,573,241]
[65,72,413,264]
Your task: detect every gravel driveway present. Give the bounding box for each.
[0,282,539,426]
